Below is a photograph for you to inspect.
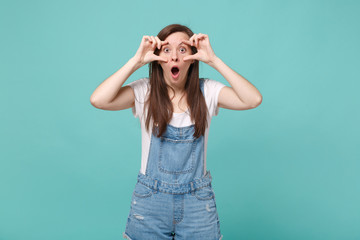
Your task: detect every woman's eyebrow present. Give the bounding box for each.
[163,42,187,47]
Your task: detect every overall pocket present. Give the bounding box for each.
[158,137,198,174]
[133,182,153,198]
[195,185,215,200]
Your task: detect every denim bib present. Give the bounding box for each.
[136,78,212,194]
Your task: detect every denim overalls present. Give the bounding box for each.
[123,79,223,240]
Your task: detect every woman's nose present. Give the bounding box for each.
[171,51,178,61]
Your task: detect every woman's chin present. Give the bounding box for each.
[165,74,181,83]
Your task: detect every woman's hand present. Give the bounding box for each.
[181,33,217,65]
[133,35,169,66]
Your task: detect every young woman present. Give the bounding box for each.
[90,24,262,240]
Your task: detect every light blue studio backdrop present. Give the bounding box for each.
[0,0,359,239]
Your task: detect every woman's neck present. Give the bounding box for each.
[167,83,186,99]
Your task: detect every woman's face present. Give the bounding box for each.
[158,31,194,89]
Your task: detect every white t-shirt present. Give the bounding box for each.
[126,77,226,175]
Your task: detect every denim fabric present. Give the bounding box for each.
[123,79,222,240]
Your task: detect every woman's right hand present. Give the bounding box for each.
[133,36,169,66]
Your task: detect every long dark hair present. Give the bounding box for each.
[144,24,208,138]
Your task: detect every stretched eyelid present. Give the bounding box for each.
[180,47,186,52]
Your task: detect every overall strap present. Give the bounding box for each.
[199,78,205,96]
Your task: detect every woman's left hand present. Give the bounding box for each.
[181,33,217,65]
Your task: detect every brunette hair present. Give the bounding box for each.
[144,24,209,138]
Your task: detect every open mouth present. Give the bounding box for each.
[171,66,180,79]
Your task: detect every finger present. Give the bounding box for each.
[195,34,206,48]
[196,34,206,48]
[197,33,207,40]
[181,40,192,46]
[183,54,197,62]
[150,36,157,49]
[159,40,169,51]
[189,34,197,46]
[144,35,151,43]
[201,34,210,43]
[192,34,199,48]
[153,55,168,62]
[155,36,162,49]
[190,33,197,40]
[161,40,169,46]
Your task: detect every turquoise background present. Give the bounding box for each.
[1,0,359,239]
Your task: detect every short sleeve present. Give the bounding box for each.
[125,78,149,118]
[203,78,226,117]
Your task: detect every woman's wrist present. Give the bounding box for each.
[129,56,144,70]
[208,55,221,68]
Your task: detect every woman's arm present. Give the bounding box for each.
[208,56,262,110]
[182,34,262,110]
[90,36,168,110]
[90,57,141,110]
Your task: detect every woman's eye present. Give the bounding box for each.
[164,48,170,53]
[180,47,186,53]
